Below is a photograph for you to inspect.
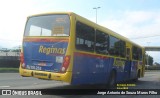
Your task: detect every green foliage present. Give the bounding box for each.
[145,54,153,65]
[0,68,19,73]
[145,65,160,70]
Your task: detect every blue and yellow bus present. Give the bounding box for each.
[19,12,145,87]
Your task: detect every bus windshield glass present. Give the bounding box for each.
[24,14,70,36]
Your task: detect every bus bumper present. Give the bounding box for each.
[19,67,72,83]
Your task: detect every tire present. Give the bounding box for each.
[133,76,138,82]
[108,71,116,88]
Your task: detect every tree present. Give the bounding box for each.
[154,62,160,66]
[145,54,154,66]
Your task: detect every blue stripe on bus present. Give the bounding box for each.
[23,41,68,72]
[71,52,138,85]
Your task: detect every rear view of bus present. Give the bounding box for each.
[19,13,72,83]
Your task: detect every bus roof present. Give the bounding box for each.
[28,12,144,49]
[28,12,73,17]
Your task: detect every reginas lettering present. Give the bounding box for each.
[39,45,66,55]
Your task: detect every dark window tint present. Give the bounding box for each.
[109,36,126,57]
[95,30,109,55]
[119,40,126,57]
[109,36,120,56]
[76,22,95,52]
[132,46,142,60]
[138,48,142,61]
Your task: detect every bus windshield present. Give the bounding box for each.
[24,14,70,36]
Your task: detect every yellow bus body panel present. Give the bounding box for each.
[19,65,72,83]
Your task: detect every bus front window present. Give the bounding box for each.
[24,15,70,36]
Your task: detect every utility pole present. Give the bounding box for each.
[93,7,101,23]
[147,42,150,66]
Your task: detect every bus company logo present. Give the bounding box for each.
[2,90,11,95]
[114,59,125,67]
[38,45,66,55]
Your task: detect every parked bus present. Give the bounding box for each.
[19,12,145,86]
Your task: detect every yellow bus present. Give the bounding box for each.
[19,12,145,87]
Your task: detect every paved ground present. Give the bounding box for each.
[0,71,160,98]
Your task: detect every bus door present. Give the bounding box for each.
[124,48,131,80]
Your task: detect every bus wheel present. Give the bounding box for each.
[108,71,116,88]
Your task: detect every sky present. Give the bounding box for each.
[0,0,159,63]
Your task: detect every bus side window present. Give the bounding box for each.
[138,48,142,61]
[108,36,126,58]
[76,21,95,52]
[119,40,126,57]
[95,30,109,55]
[126,48,130,60]
[132,46,142,60]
